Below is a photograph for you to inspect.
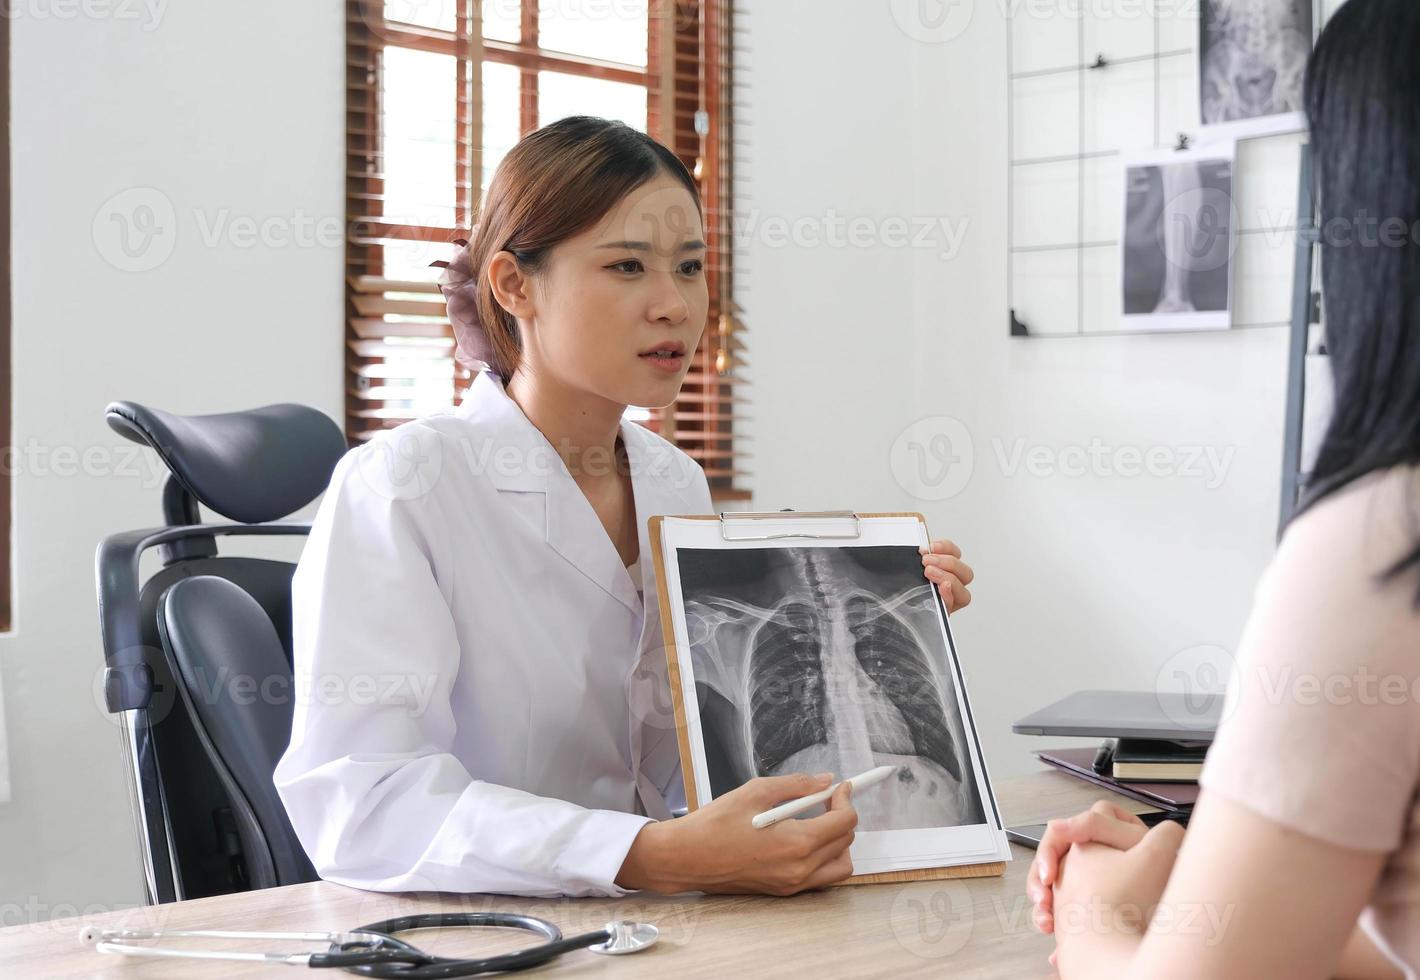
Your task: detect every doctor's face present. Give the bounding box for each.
[525,173,709,410]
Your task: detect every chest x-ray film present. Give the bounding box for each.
[649,513,1010,880]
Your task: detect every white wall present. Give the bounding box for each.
[738,0,1330,780]
[1,3,343,919]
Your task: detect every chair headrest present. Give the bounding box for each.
[105,401,347,524]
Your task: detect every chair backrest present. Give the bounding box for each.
[95,399,346,904]
[157,575,317,888]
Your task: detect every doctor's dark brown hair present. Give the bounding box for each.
[445,115,701,384]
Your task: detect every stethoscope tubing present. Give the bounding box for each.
[86,911,626,977]
[317,912,612,978]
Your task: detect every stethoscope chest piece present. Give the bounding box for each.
[588,919,659,955]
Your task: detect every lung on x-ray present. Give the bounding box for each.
[676,543,985,833]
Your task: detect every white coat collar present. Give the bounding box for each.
[454,367,699,616]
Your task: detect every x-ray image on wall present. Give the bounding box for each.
[1121,146,1236,333]
[1200,0,1313,139]
[676,544,985,833]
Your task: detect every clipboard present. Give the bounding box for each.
[647,510,1008,885]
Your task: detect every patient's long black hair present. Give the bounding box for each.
[1293,0,1420,598]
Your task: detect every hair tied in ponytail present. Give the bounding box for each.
[431,230,494,370]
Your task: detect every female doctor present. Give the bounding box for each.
[274,116,976,899]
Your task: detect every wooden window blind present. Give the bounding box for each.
[345,0,747,502]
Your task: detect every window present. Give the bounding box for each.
[345,0,747,501]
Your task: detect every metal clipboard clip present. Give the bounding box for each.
[717,509,862,542]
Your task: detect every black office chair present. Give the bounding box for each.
[94,400,348,904]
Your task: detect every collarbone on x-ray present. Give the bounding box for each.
[681,545,984,832]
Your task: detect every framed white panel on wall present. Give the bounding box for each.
[1011,71,1079,162]
[1010,5,1077,75]
[1012,159,1079,249]
[1157,0,1199,54]
[1156,53,1195,141]
[1081,155,1120,244]
[1083,5,1154,63]
[1082,58,1160,155]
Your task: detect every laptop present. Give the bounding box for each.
[1011,689,1222,742]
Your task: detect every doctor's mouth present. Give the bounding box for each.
[638,339,688,373]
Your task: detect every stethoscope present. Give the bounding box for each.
[82,911,659,977]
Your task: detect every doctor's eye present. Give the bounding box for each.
[678,259,705,276]
[608,259,644,275]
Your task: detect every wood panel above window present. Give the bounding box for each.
[344,0,747,501]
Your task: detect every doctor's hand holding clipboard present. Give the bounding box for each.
[920,537,975,613]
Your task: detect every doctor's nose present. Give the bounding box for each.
[647,274,691,325]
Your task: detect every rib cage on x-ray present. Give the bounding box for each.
[679,545,985,833]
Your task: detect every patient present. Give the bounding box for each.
[1026,1,1420,976]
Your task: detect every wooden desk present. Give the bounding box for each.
[0,771,1158,978]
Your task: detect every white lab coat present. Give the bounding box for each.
[273,365,712,898]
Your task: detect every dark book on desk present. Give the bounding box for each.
[1111,737,1207,782]
[1037,747,1200,809]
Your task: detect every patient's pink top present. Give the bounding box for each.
[1201,465,1420,977]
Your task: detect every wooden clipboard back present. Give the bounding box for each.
[646,512,1006,886]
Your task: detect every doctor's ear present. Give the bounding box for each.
[485,250,538,320]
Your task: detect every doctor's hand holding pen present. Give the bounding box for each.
[615,773,857,896]
[921,538,974,612]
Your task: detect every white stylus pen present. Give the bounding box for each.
[750,765,900,829]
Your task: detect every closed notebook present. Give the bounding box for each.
[1036,748,1200,809]
[1111,737,1206,782]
